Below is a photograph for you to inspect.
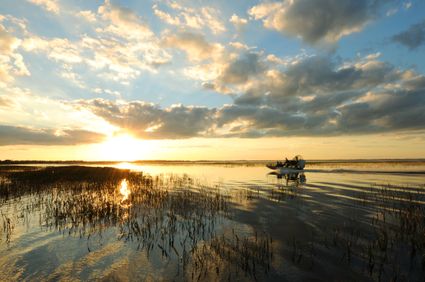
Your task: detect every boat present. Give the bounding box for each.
[266,155,306,171]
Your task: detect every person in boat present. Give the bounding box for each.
[284,157,298,168]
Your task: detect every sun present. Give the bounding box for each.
[99,134,142,161]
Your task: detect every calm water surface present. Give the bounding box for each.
[1,162,424,281]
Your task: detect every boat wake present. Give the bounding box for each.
[304,169,425,175]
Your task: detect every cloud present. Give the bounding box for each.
[229,42,250,50]
[221,55,425,137]
[75,99,216,139]
[19,1,171,86]
[0,25,20,54]
[153,5,181,25]
[391,20,425,50]
[199,7,226,34]
[0,22,30,82]
[218,52,265,85]
[3,0,424,143]
[78,10,97,22]
[0,84,115,137]
[27,0,60,14]
[229,14,248,29]
[98,0,153,39]
[249,0,389,44]
[153,3,225,34]
[202,50,404,98]
[23,37,82,64]
[163,31,224,62]
[74,54,425,139]
[0,125,105,146]
[0,95,13,107]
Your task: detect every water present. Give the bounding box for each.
[1,161,425,281]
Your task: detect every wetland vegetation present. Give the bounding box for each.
[0,164,424,281]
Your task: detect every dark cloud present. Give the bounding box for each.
[277,56,399,96]
[249,0,391,44]
[217,88,425,137]
[223,56,425,137]
[233,55,403,111]
[0,125,106,146]
[219,53,265,85]
[392,20,425,50]
[337,89,425,132]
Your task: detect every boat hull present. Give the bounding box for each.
[274,167,303,174]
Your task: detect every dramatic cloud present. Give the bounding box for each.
[392,20,425,50]
[75,99,216,139]
[218,55,425,137]
[1,0,424,149]
[0,125,105,145]
[75,55,425,139]
[249,0,389,44]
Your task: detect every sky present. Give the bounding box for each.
[0,0,425,160]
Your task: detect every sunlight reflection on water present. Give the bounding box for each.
[119,179,131,206]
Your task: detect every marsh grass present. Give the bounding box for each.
[318,184,425,280]
[187,230,273,281]
[0,166,273,280]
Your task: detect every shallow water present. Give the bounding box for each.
[1,162,425,281]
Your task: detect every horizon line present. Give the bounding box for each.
[2,158,425,164]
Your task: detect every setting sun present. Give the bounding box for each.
[99,134,144,161]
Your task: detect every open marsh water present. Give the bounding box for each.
[1,161,425,281]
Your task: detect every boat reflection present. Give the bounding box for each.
[268,171,306,187]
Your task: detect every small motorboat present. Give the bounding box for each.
[266,155,306,171]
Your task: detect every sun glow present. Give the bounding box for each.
[99,134,144,161]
